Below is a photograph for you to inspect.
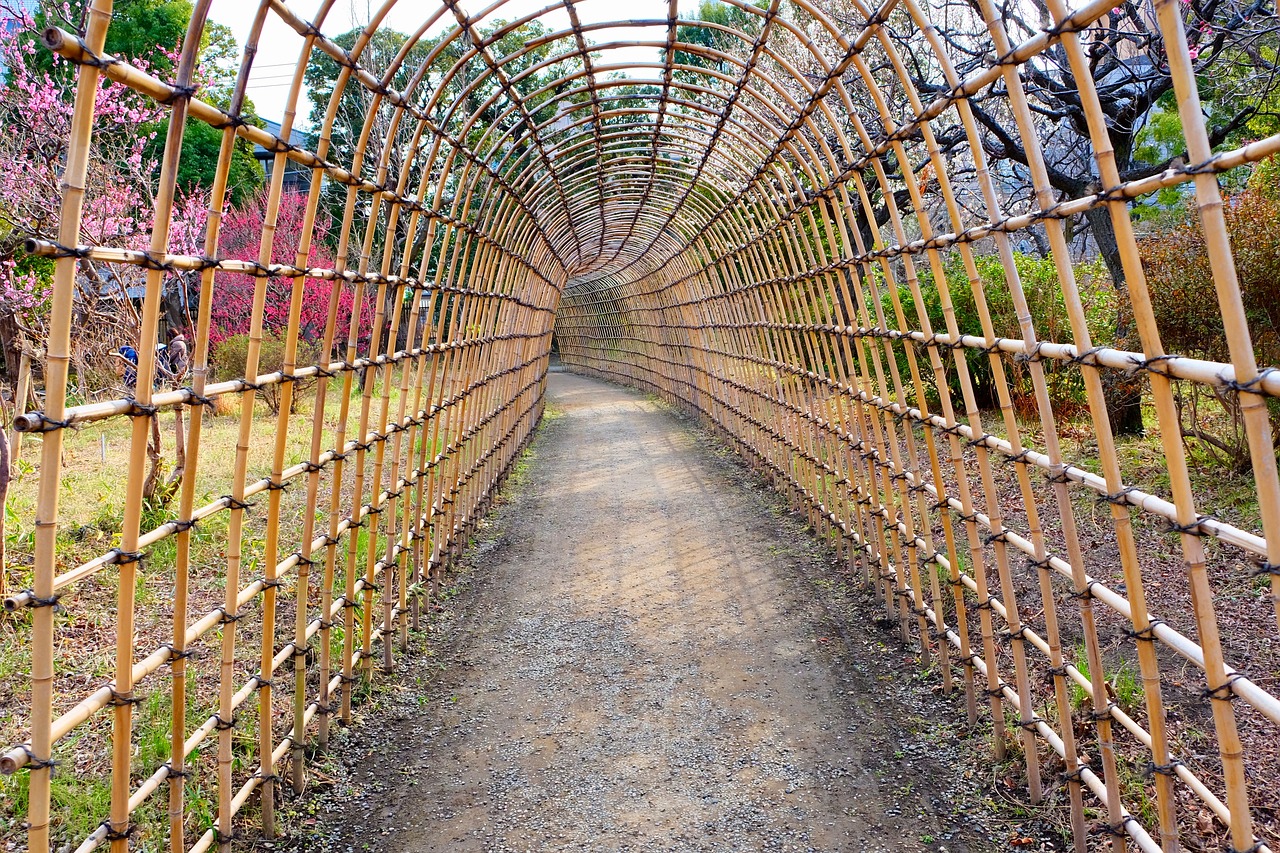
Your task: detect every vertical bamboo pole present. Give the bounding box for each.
[25,2,116,847]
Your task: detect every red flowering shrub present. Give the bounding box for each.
[209,190,372,353]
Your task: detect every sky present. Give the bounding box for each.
[208,0,705,128]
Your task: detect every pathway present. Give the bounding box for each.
[292,372,1005,853]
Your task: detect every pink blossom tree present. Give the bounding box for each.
[0,4,209,395]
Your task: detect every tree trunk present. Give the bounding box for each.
[1084,205,1145,436]
[143,414,162,500]
[166,405,185,490]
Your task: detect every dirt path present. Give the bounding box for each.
[285,372,1014,853]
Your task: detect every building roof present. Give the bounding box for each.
[253,118,315,161]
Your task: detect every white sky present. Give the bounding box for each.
[209,0,705,128]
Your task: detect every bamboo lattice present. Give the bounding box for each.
[2,0,1279,850]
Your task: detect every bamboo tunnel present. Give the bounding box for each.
[3,0,1280,849]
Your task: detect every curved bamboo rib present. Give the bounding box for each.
[6,0,1280,850]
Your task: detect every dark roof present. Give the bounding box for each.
[253,118,315,160]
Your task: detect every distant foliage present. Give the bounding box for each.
[1141,157,1280,468]
[891,252,1115,416]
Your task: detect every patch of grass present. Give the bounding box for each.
[1066,642,1142,714]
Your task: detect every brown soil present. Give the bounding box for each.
[275,371,1029,852]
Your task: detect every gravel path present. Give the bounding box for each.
[284,372,1012,853]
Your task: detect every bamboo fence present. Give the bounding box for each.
[2,0,1279,850]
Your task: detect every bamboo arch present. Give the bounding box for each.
[3,0,1280,850]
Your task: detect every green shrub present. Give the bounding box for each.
[887,250,1115,416]
[212,332,319,415]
